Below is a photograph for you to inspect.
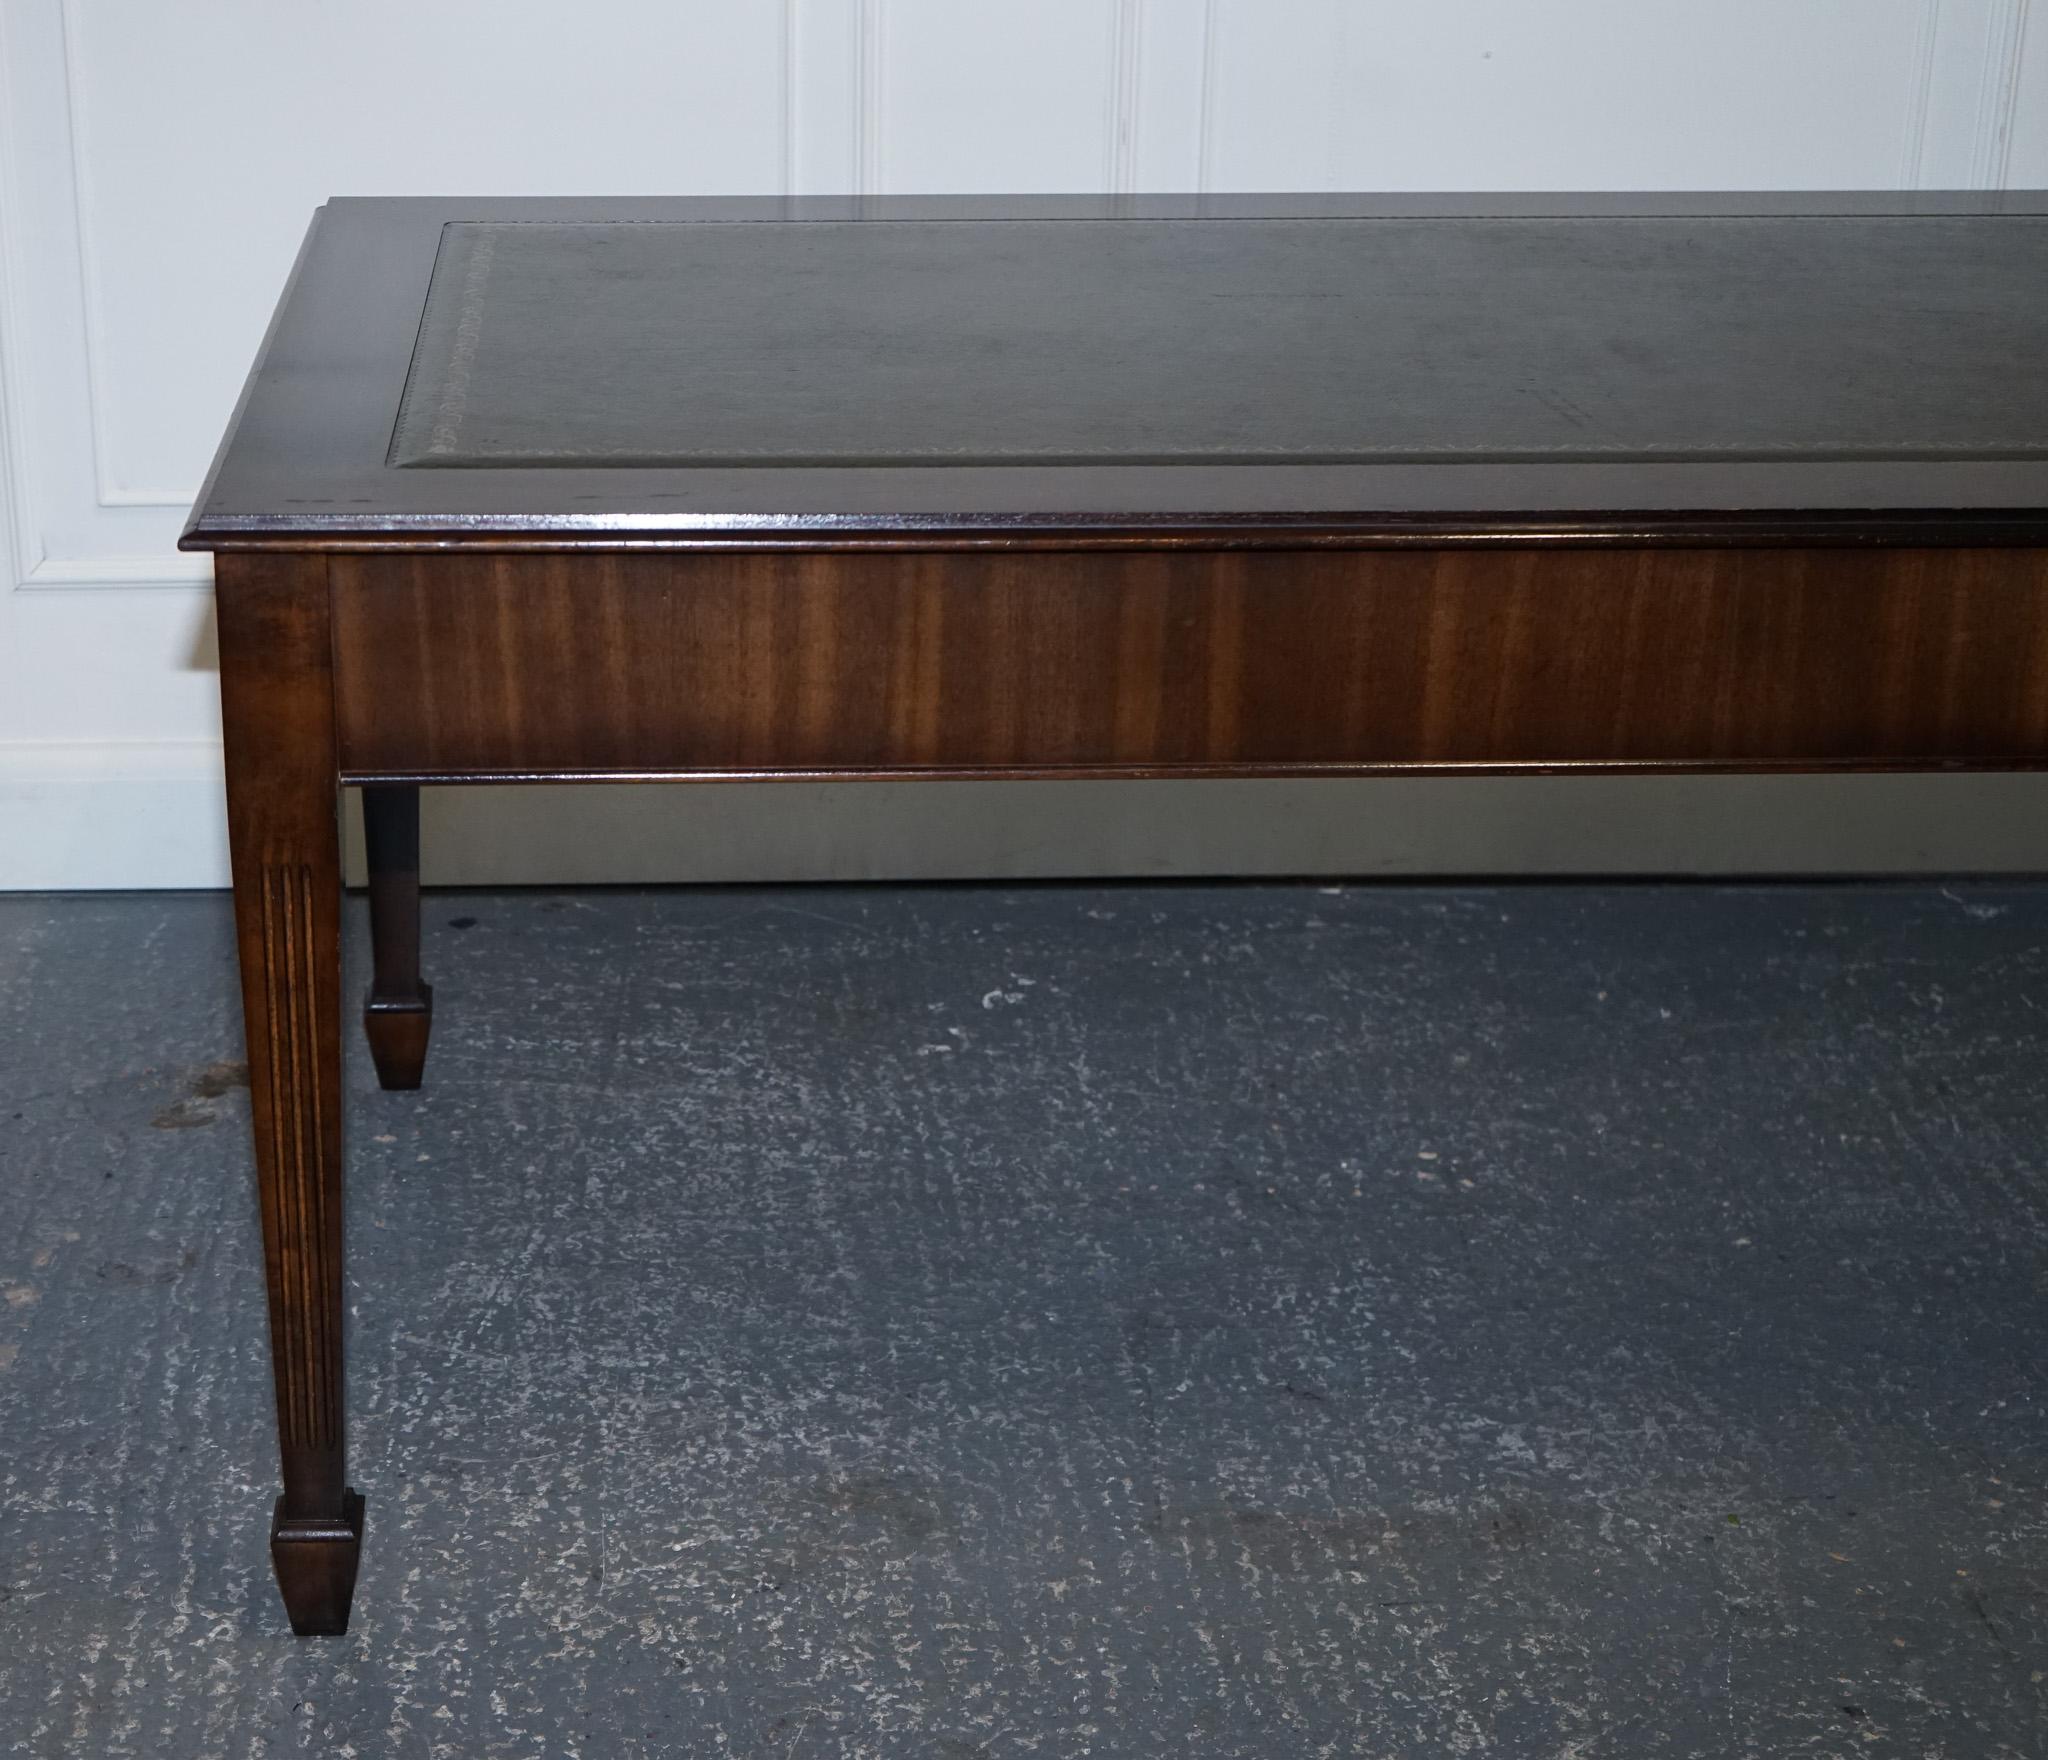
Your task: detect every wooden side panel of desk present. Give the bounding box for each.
[328,547,2048,779]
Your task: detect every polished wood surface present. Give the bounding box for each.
[179,193,2048,550]
[330,547,2048,780]
[361,784,431,1090]
[181,194,2048,1634]
[215,553,362,1636]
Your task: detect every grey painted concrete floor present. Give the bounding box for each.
[1,882,2046,1758]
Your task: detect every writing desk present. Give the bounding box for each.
[181,193,2048,1634]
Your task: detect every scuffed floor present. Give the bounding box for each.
[1,881,2045,1757]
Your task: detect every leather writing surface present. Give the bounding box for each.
[388,216,2048,471]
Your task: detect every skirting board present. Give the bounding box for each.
[0,741,229,890]
[7,745,2048,890]
[351,774,2048,889]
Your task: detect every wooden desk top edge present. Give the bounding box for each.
[181,191,2048,554]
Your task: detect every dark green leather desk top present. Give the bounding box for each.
[391,215,2048,471]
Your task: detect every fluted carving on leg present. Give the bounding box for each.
[260,860,341,1458]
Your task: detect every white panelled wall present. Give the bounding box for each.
[1,0,2045,888]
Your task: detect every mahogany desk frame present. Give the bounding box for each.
[181,193,2048,1634]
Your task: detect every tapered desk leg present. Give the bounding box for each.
[217,555,363,1637]
[361,784,432,1090]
